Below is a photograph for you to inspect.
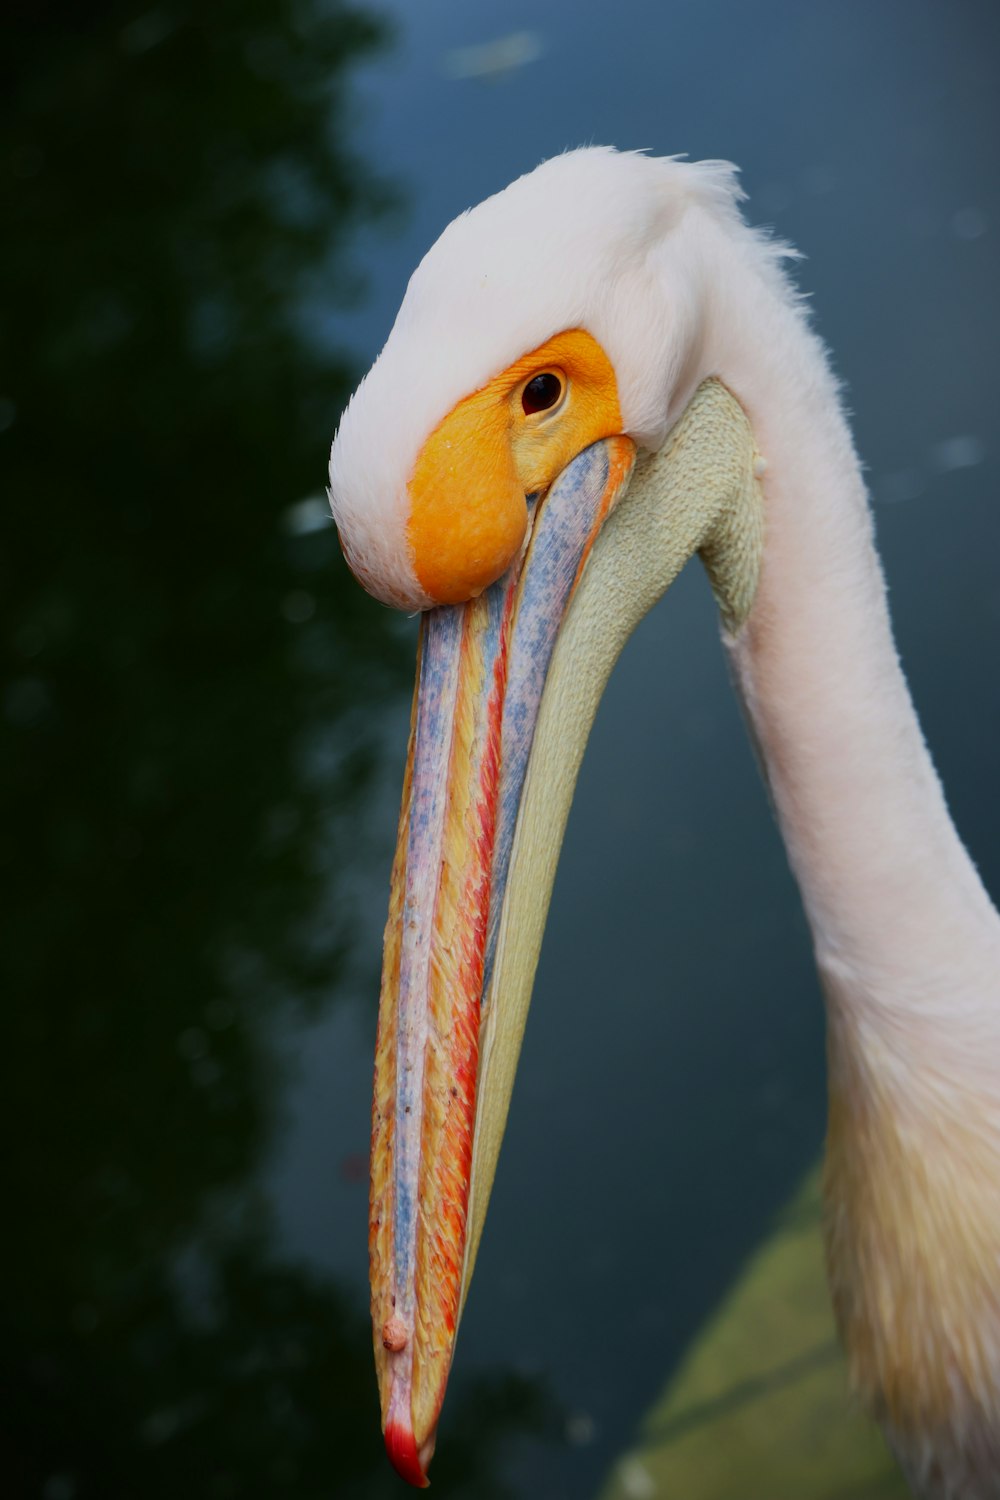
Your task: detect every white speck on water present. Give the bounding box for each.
[284,495,332,537]
[443,30,544,81]
[932,435,986,472]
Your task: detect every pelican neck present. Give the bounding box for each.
[691,219,1000,1024]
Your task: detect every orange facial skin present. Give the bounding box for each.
[407,329,623,604]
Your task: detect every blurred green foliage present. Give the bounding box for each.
[1,5,551,1495]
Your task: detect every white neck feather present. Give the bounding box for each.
[687,213,1000,1052]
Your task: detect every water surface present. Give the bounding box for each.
[6,3,999,1497]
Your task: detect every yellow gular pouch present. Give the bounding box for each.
[406,329,623,604]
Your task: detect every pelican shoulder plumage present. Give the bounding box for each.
[329,147,1000,1498]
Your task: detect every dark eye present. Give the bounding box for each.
[521,372,562,415]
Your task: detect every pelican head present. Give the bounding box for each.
[329,148,1000,1494]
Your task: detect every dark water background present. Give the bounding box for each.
[4,3,999,1497]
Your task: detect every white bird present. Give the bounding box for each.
[328,147,1000,1498]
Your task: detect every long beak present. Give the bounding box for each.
[369,436,636,1484]
[368,379,761,1486]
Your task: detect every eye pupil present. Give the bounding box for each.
[522,372,562,415]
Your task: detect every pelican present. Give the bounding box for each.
[328,148,1000,1497]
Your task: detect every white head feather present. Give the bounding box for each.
[328,146,796,608]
